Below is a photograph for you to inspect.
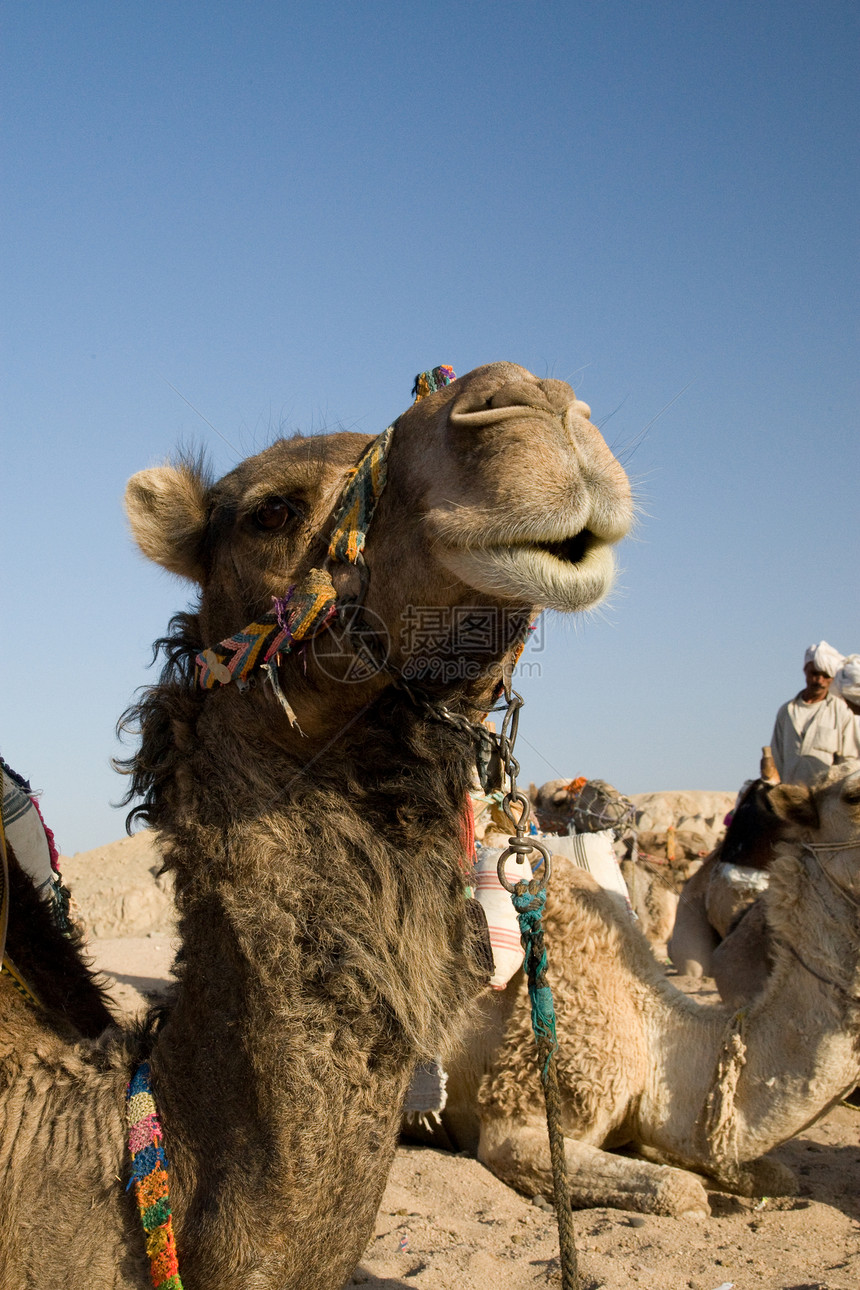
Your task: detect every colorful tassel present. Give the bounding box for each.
[412,365,456,401]
[126,1062,184,1290]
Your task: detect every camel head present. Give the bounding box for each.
[380,362,632,613]
[767,766,860,899]
[125,363,632,731]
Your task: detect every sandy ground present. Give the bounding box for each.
[83,919,860,1290]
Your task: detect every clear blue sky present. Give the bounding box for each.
[2,2,858,854]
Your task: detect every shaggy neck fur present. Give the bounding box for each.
[122,635,489,1286]
[0,624,492,1290]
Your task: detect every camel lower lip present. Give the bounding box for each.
[438,538,616,612]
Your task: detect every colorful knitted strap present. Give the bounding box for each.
[126,1062,184,1290]
[196,425,394,691]
[327,424,394,566]
[195,366,453,694]
[196,619,285,690]
[412,365,456,401]
[270,567,339,645]
[195,567,339,689]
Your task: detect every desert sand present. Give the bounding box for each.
[61,802,859,1290]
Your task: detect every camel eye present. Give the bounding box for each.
[253,496,302,532]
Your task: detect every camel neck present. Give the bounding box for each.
[706,856,860,1166]
[142,697,486,1273]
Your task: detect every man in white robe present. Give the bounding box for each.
[832,655,860,717]
[771,641,860,785]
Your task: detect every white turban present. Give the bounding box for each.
[832,654,860,704]
[803,640,844,677]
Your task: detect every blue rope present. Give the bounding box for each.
[511,883,559,1078]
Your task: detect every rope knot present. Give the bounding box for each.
[510,880,558,1079]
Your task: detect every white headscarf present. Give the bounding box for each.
[803,640,845,677]
[832,654,860,704]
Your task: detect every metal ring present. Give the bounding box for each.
[501,787,532,831]
[496,836,553,893]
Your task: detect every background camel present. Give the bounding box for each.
[1,840,115,1036]
[0,363,632,1289]
[433,767,860,1218]
[531,778,731,958]
[668,778,779,982]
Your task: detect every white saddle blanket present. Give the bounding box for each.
[549,829,632,911]
[2,768,55,897]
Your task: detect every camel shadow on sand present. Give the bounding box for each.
[106,970,172,999]
[764,1131,860,1223]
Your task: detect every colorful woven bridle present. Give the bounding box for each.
[193,365,457,718]
[125,365,456,1290]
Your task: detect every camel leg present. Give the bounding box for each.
[668,886,719,977]
[710,899,771,1008]
[478,1119,710,1218]
[708,1155,797,1198]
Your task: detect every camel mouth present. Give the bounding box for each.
[536,530,594,566]
[439,528,617,613]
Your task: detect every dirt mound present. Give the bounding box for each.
[60,830,174,938]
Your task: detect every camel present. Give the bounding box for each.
[1,839,117,1036]
[709,897,773,1008]
[668,778,779,980]
[620,853,685,958]
[0,362,632,1289]
[434,766,860,1218]
[530,780,711,957]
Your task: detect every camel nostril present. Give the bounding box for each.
[487,387,544,412]
[453,382,548,417]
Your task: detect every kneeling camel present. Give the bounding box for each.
[438,768,860,1217]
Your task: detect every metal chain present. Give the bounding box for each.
[487,692,579,1290]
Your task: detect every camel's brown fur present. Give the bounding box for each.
[2,842,116,1038]
[437,767,860,1217]
[0,363,632,1288]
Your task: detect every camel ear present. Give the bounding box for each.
[125,462,209,583]
[766,782,820,832]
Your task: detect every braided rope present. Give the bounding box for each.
[126,1062,184,1290]
[511,879,579,1290]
